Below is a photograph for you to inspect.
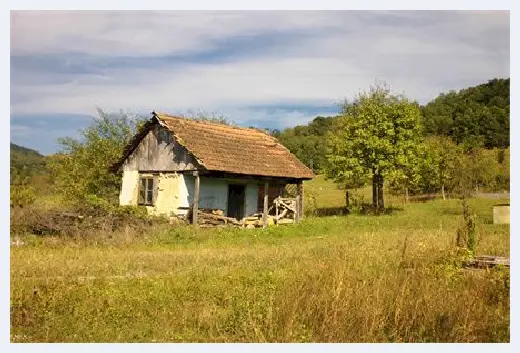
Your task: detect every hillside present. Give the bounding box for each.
[10,142,47,177]
[421,78,510,148]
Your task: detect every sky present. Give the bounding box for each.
[10,10,510,155]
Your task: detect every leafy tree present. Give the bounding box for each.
[326,84,423,210]
[448,146,502,197]
[418,136,460,199]
[47,109,145,203]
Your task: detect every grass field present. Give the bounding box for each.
[10,177,510,342]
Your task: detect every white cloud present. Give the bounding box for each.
[10,10,510,119]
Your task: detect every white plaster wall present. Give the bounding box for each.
[119,170,139,205]
[245,182,259,216]
[182,176,259,217]
[182,176,228,212]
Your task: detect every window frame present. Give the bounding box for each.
[138,175,156,206]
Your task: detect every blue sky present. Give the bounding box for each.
[10,10,509,155]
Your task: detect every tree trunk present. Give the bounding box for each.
[372,173,378,209]
[377,173,384,210]
[345,190,350,208]
[441,184,446,200]
[405,187,409,204]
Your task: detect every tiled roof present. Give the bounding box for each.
[115,112,314,180]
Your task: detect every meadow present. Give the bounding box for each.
[10,177,510,342]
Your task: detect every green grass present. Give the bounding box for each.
[10,178,510,342]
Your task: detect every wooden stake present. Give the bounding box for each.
[263,182,269,228]
[193,171,200,225]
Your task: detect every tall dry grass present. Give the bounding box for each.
[10,197,509,342]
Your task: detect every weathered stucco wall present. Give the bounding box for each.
[148,173,189,216]
[119,171,260,218]
[120,170,139,205]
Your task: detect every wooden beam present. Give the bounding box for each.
[262,182,269,228]
[296,181,303,222]
[193,171,200,225]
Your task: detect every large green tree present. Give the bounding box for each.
[326,84,423,210]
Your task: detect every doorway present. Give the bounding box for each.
[227,184,245,219]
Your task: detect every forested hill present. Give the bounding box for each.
[421,78,509,148]
[274,78,510,172]
[10,142,47,176]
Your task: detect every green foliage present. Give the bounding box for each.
[448,147,505,196]
[47,109,145,203]
[326,84,423,209]
[78,194,149,218]
[456,199,477,254]
[394,136,461,197]
[422,78,509,148]
[272,116,338,173]
[10,167,37,208]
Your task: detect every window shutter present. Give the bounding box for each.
[138,178,146,205]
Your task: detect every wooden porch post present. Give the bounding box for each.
[263,181,269,228]
[193,171,200,225]
[296,180,303,222]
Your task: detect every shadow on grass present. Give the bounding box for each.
[311,205,404,217]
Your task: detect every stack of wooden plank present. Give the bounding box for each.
[243,213,275,227]
[197,208,241,227]
[464,255,510,269]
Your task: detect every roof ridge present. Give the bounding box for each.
[154,111,269,135]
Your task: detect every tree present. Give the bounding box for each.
[326,84,423,211]
[47,109,145,203]
[417,136,460,199]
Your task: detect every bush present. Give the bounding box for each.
[10,196,165,238]
[10,184,36,208]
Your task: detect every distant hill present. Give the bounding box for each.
[10,142,47,177]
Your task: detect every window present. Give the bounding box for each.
[138,176,155,206]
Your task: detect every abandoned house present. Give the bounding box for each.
[112,112,314,226]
